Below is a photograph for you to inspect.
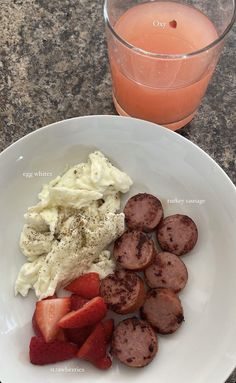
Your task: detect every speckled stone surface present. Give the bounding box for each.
[0,0,235,379]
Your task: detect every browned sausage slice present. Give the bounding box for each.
[124,193,164,232]
[156,214,198,255]
[113,230,155,271]
[141,288,184,334]
[112,317,158,367]
[100,270,145,314]
[144,251,188,292]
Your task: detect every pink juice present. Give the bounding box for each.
[109,1,219,129]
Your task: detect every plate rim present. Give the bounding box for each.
[1,115,235,192]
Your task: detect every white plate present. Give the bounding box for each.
[0,115,236,383]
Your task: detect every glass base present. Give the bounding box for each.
[113,94,196,131]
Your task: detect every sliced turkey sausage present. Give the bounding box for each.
[141,288,184,334]
[113,230,155,271]
[156,214,198,256]
[144,251,188,292]
[124,193,164,232]
[112,317,158,367]
[100,270,145,314]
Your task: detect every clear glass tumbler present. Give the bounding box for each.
[104,0,235,130]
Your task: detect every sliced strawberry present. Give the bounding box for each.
[71,294,89,311]
[58,297,107,329]
[32,294,58,337]
[94,355,112,370]
[65,272,100,299]
[64,326,93,347]
[35,297,71,342]
[29,336,77,365]
[32,312,67,341]
[102,319,114,342]
[77,322,106,363]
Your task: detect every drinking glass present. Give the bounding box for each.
[104,0,236,130]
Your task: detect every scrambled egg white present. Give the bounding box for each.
[15,151,132,300]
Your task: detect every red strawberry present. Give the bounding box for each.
[35,297,71,342]
[29,336,77,365]
[102,319,114,342]
[65,272,100,299]
[77,322,106,363]
[58,297,107,329]
[64,326,93,347]
[71,294,89,311]
[32,294,58,336]
[94,356,112,370]
[32,311,67,341]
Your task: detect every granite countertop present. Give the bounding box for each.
[0,0,236,381]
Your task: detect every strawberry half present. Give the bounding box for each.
[64,326,93,347]
[77,322,107,363]
[35,297,71,342]
[29,336,77,365]
[58,297,107,329]
[65,272,100,299]
[70,294,89,311]
[102,319,114,342]
[32,294,58,336]
[32,311,67,341]
[94,355,112,370]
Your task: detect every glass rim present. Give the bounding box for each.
[103,0,236,59]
